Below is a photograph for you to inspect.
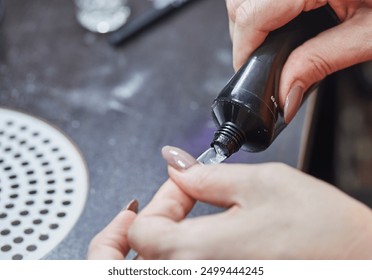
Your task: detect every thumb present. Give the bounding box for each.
[280,8,372,123]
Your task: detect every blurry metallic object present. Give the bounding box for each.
[110,0,198,46]
[74,0,130,33]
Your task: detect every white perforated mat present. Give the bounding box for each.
[0,108,88,260]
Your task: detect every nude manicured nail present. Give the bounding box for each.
[161,146,197,170]
[123,199,138,213]
[284,85,304,123]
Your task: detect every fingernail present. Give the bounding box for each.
[284,85,304,123]
[123,199,138,213]
[161,146,197,171]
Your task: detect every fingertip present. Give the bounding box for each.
[280,20,367,112]
[279,55,314,124]
[283,84,304,124]
[87,209,138,260]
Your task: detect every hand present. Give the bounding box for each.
[128,147,372,259]
[225,0,372,122]
[87,200,138,259]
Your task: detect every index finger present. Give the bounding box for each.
[138,146,198,220]
[128,178,196,259]
[87,209,137,260]
[128,147,199,258]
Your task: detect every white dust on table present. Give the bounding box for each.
[63,71,149,118]
[112,72,146,100]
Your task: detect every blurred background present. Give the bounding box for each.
[306,62,372,207]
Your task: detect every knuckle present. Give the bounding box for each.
[307,53,335,79]
[226,0,243,21]
[287,49,335,87]
[189,165,218,194]
[88,231,106,249]
[164,198,188,219]
[235,1,254,27]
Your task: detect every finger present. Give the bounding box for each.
[139,178,195,220]
[138,146,198,220]
[129,180,193,259]
[157,210,241,259]
[231,0,305,71]
[87,204,137,260]
[133,203,241,259]
[168,163,257,208]
[129,147,198,258]
[280,8,372,123]
[225,0,246,40]
[129,179,195,257]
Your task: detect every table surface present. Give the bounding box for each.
[0,0,309,259]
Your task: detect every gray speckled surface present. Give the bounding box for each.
[0,0,307,259]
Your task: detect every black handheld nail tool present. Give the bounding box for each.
[198,5,339,164]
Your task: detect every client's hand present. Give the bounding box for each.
[128,147,372,259]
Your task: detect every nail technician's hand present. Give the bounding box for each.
[129,147,372,259]
[87,200,138,260]
[225,0,372,122]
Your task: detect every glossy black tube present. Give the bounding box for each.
[211,5,339,156]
